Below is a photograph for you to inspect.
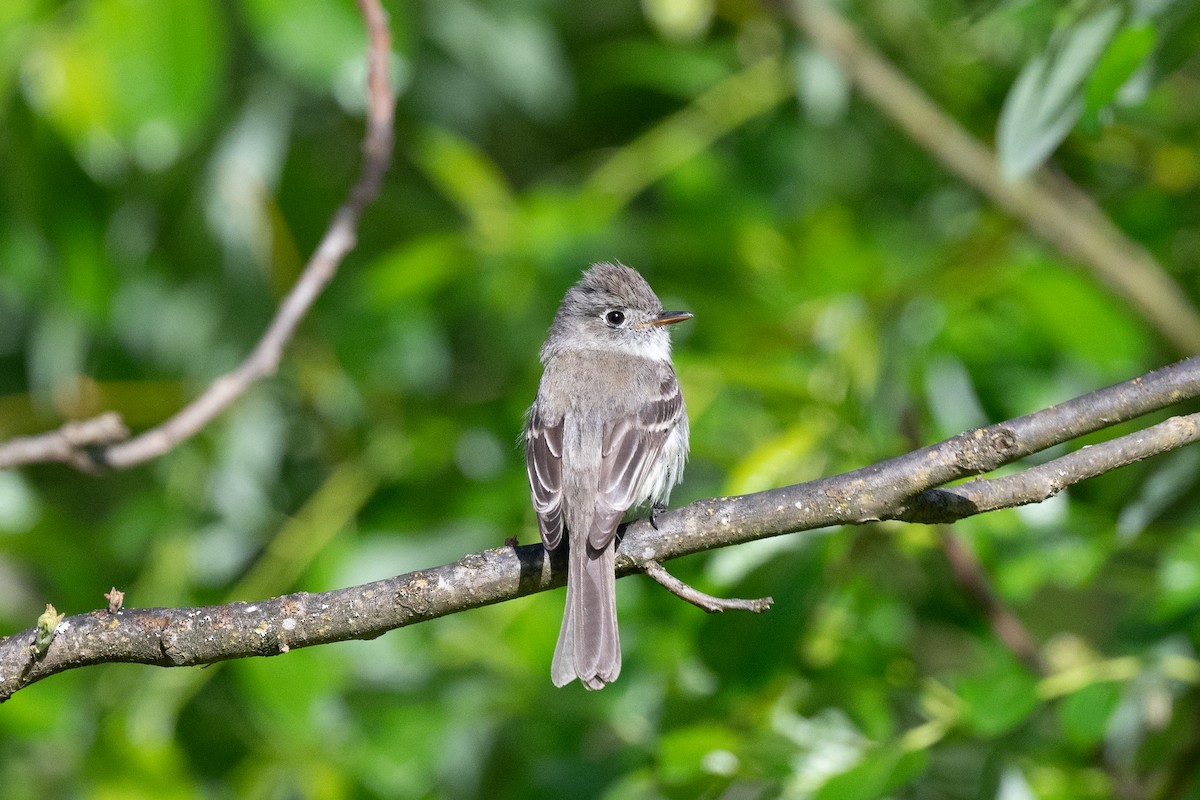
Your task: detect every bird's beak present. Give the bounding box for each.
[647,310,694,327]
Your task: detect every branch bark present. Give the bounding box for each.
[897,412,1200,524]
[0,0,395,473]
[3,356,1198,701]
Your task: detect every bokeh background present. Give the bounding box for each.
[2,0,1200,797]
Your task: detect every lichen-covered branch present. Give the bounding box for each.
[3,356,1197,702]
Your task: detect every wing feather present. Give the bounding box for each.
[588,373,685,550]
[526,406,564,549]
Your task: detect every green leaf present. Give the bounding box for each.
[1082,23,1156,131]
[657,724,742,785]
[958,654,1040,737]
[362,234,470,308]
[1015,260,1149,371]
[810,745,927,800]
[998,765,1037,800]
[1155,523,1200,618]
[242,0,381,99]
[414,127,517,245]
[997,5,1123,179]
[1058,680,1122,748]
[22,0,226,175]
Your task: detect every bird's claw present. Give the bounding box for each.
[650,502,667,530]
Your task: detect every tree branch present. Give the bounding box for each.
[3,356,1198,701]
[622,356,1200,564]
[0,0,396,473]
[0,413,129,472]
[896,410,1047,674]
[792,0,1200,354]
[897,412,1200,524]
[643,560,773,613]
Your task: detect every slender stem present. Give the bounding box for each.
[0,0,396,473]
[643,560,773,613]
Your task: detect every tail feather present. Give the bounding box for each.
[551,538,620,689]
[550,550,578,687]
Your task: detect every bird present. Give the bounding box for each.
[525,262,692,689]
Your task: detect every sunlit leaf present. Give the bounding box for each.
[996,6,1122,179]
[1081,23,1156,131]
[997,765,1037,800]
[657,724,741,784]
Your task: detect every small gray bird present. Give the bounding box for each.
[525,262,692,689]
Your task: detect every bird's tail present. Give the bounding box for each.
[551,537,620,690]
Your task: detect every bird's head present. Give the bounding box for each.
[541,262,692,363]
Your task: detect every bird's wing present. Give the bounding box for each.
[526,405,564,549]
[590,371,685,551]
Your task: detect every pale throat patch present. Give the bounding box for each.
[611,328,673,362]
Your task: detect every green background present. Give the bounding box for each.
[2,0,1200,797]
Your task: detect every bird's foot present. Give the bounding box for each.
[649,502,667,530]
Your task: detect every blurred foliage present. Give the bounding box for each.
[2,0,1200,797]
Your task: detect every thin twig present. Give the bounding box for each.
[897,412,1200,523]
[0,0,396,473]
[791,0,1200,354]
[3,357,1198,700]
[643,560,773,613]
[938,530,1044,673]
[0,413,129,471]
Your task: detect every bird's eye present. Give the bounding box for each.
[605,310,625,327]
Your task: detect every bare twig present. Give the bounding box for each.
[938,530,1045,673]
[0,0,396,473]
[643,560,773,613]
[3,357,1198,701]
[792,0,1200,354]
[0,413,129,471]
[897,412,1200,523]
